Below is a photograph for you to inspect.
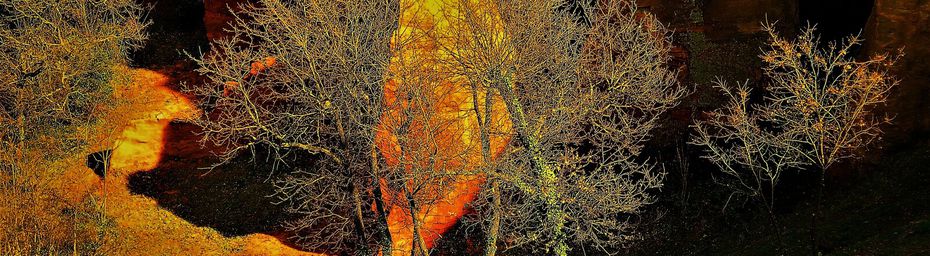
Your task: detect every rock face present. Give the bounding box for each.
[204,0,252,41]
[633,0,800,85]
[637,0,797,35]
[702,0,797,37]
[864,0,930,146]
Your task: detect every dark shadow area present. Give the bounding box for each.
[799,0,874,43]
[622,1,930,255]
[126,120,299,237]
[132,0,210,69]
[432,219,482,256]
[122,0,312,252]
[628,143,930,256]
[86,149,112,178]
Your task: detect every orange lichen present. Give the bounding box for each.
[224,57,277,96]
[223,81,240,96]
[250,57,277,76]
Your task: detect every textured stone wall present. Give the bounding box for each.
[864,0,930,146]
[702,0,797,37]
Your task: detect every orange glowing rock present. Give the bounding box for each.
[237,234,325,256]
[109,70,197,171]
[376,81,510,254]
[374,0,512,254]
[97,68,321,256]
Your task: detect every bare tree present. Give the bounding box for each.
[192,0,685,254]
[691,24,898,208]
[0,0,148,178]
[758,24,898,172]
[187,0,402,254]
[0,0,148,254]
[690,81,803,210]
[692,24,898,253]
[378,53,472,256]
[441,0,684,255]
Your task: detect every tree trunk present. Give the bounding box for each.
[406,190,430,256]
[483,180,502,256]
[477,87,501,256]
[352,184,372,256]
[496,76,568,256]
[372,147,393,256]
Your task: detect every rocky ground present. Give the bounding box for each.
[62,68,319,256]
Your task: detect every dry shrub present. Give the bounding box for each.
[691,23,899,208]
[0,181,126,256]
[187,0,400,253]
[0,0,148,254]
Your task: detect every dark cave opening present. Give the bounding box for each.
[798,0,875,43]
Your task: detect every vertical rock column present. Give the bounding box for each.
[864,0,930,146]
